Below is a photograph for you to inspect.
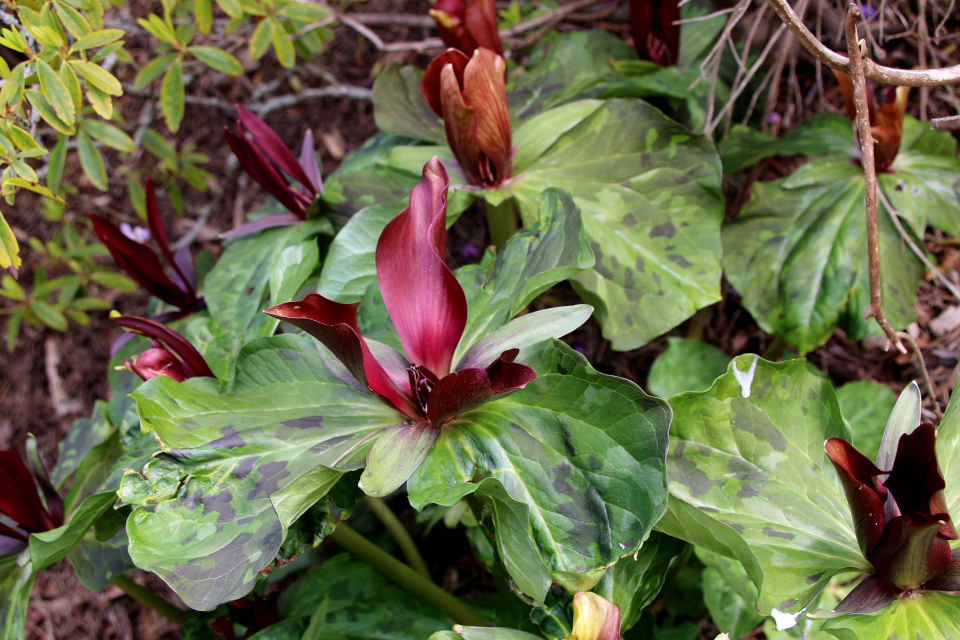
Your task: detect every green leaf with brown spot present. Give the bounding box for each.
[125,334,402,610]
[658,356,867,618]
[819,591,960,639]
[722,159,924,354]
[408,338,671,603]
[0,556,34,640]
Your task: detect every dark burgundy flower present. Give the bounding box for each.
[89,178,201,315]
[630,0,681,67]
[429,0,503,56]
[264,158,535,495]
[223,106,323,237]
[421,48,512,189]
[833,68,910,172]
[211,593,279,640]
[114,315,215,381]
[0,449,63,557]
[825,423,960,614]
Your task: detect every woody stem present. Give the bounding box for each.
[484,198,519,250]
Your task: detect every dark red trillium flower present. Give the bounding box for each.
[264,158,535,493]
[0,449,63,557]
[223,105,323,237]
[833,68,910,172]
[630,0,681,67]
[825,424,960,614]
[210,593,279,640]
[114,315,215,382]
[421,48,512,189]
[89,178,201,317]
[429,0,503,56]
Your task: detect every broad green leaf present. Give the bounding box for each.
[719,114,855,174]
[125,335,399,609]
[195,0,212,34]
[820,591,960,639]
[205,218,331,341]
[261,239,321,336]
[160,61,185,132]
[29,492,117,569]
[53,399,114,487]
[70,59,122,96]
[76,129,108,191]
[25,89,76,134]
[0,211,19,275]
[696,548,764,640]
[80,117,135,152]
[408,339,671,602]
[835,380,896,463]
[316,204,397,301]
[36,59,76,125]
[67,527,133,590]
[250,18,271,60]
[134,51,178,88]
[63,427,123,515]
[647,337,731,398]
[937,386,960,520]
[594,531,687,630]
[0,557,34,640]
[69,27,124,52]
[189,45,243,75]
[372,64,445,143]
[270,19,295,68]
[658,356,865,617]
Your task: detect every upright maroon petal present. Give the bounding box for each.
[144,178,196,301]
[264,295,421,420]
[376,159,466,378]
[422,50,471,117]
[630,0,681,66]
[825,438,888,557]
[0,451,55,532]
[463,0,503,55]
[426,350,535,426]
[113,316,215,379]
[299,130,323,196]
[224,128,306,218]
[236,106,318,195]
[89,214,196,311]
[483,348,536,393]
[884,424,957,539]
[462,49,512,186]
[870,514,952,589]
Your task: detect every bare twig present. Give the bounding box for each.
[257,86,372,115]
[846,4,907,354]
[931,114,960,130]
[897,332,943,418]
[347,13,435,28]
[767,0,960,86]
[337,13,445,52]
[45,336,82,417]
[695,0,751,133]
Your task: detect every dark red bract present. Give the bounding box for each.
[630,0,681,67]
[429,0,503,56]
[114,316,215,382]
[0,450,63,557]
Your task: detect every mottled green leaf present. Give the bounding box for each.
[67,527,134,590]
[409,339,671,601]
[52,399,114,487]
[316,204,397,301]
[125,335,400,609]
[820,591,960,639]
[696,548,764,640]
[0,556,34,640]
[835,380,896,464]
[719,114,855,174]
[261,239,320,336]
[595,531,687,630]
[722,160,924,354]
[29,492,117,570]
[937,386,960,520]
[372,64,445,143]
[658,356,864,618]
[160,61,185,132]
[647,337,731,398]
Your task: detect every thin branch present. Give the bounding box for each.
[931,114,960,130]
[347,13,435,28]
[256,86,372,115]
[897,332,943,418]
[500,0,601,36]
[767,0,960,86]
[846,3,906,354]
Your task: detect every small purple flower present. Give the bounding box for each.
[767,112,782,125]
[458,243,481,261]
[120,222,151,244]
[858,3,877,21]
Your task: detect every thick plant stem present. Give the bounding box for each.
[111,575,188,627]
[844,5,906,355]
[362,496,431,579]
[484,198,519,250]
[329,522,487,627]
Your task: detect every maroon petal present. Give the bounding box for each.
[263,295,421,420]
[220,213,304,239]
[884,424,957,539]
[376,158,466,378]
[422,50,471,117]
[833,575,900,615]
[924,560,960,591]
[825,438,888,557]
[426,350,535,426]
[144,178,197,301]
[870,514,952,589]
[89,214,196,311]
[236,106,318,196]
[113,316,214,379]
[128,348,187,382]
[463,0,503,55]
[0,526,28,556]
[299,130,323,196]
[224,128,306,218]
[0,451,55,532]
[630,0,681,66]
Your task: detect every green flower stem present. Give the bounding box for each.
[329,522,487,627]
[111,574,188,627]
[362,495,431,579]
[485,198,519,250]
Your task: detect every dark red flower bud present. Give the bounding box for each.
[630,0,681,66]
[430,0,503,56]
